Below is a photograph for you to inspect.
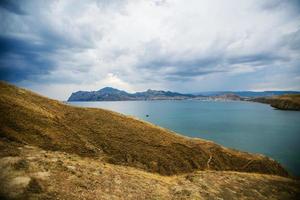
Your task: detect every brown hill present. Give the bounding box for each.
[1,145,299,200]
[251,94,300,110]
[270,94,300,110]
[0,81,288,176]
[1,81,299,199]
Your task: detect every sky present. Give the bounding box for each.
[0,0,300,100]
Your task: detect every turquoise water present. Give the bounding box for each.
[68,100,300,176]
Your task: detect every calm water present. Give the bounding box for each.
[68,100,300,176]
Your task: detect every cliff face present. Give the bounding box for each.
[0,81,299,199]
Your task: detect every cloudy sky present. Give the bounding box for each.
[0,0,300,100]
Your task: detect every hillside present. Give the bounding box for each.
[1,145,299,200]
[270,94,300,110]
[251,94,300,111]
[0,81,299,199]
[0,81,288,176]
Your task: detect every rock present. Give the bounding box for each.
[13,159,29,170]
[26,178,43,193]
[6,176,31,198]
[32,172,50,180]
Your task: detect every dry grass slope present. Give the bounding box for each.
[0,144,299,200]
[270,94,300,110]
[1,82,300,199]
[251,94,300,110]
[0,81,289,177]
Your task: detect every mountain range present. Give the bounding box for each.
[195,91,300,97]
[68,87,300,101]
[68,87,196,101]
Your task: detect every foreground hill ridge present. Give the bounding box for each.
[1,145,299,200]
[1,81,299,199]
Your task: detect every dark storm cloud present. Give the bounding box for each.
[0,36,55,81]
[283,28,300,51]
[0,0,300,99]
[138,51,286,80]
[164,69,226,82]
[227,53,287,66]
[145,56,221,69]
[0,0,96,83]
[0,36,57,55]
[0,0,26,15]
[136,31,293,81]
[169,69,226,77]
[137,53,226,79]
[261,0,300,12]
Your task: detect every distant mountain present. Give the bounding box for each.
[68,87,196,101]
[134,89,195,100]
[195,91,300,97]
[68,87,300,101]
[211,93,242,101]
[68,87,135,101]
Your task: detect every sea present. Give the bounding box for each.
[68,100,300,176]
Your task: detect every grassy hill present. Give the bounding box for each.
[251,94,300,110]
[0,81,288,176]
[1,145,299,200]
[270,94,300,110]
[0,81,299,199]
